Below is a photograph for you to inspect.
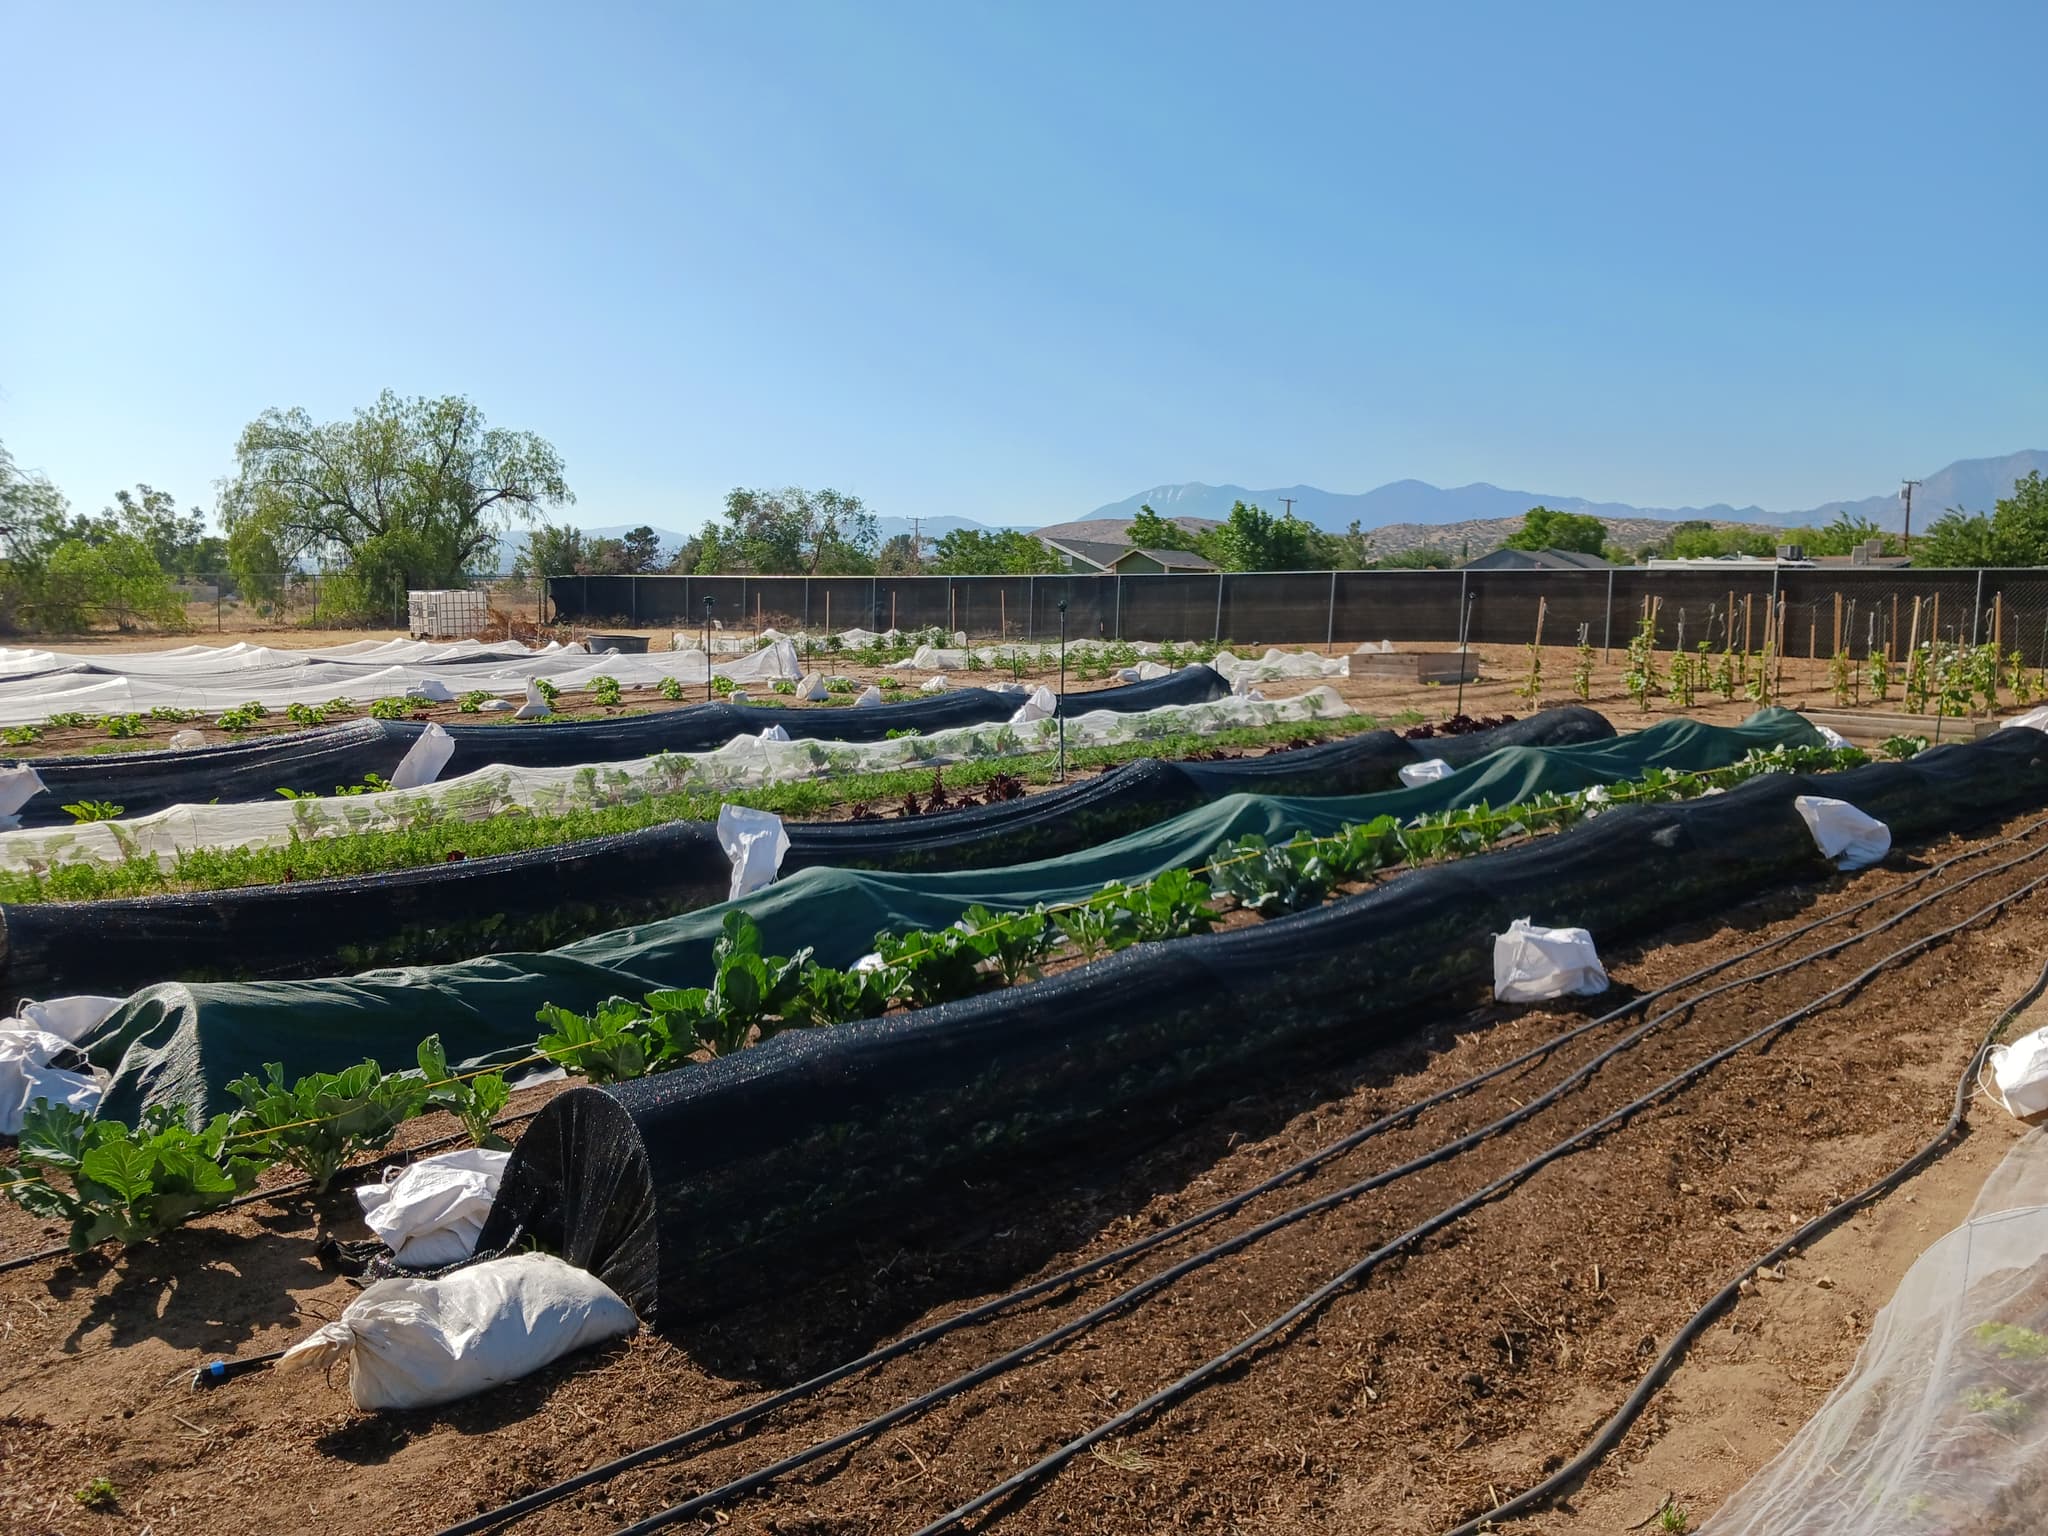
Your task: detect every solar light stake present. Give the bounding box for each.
[702,596,716,701]
[1057,598,1069,782]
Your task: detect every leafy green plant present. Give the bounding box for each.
[1050,891,1139,963]
[0,723,40,746]
[959,904,1056,985]
[885,727,923,739]
[45,711,91,729]
[872,924,985,1009]
[332,771,392,797]
[1972,1320,2048,1360]
[1622,607,1660,712]
[0,1100,267,1251]
[215,703,264,732]
[416,1035,510,1149]
[62,799,123,823]
[711,675,736,697]
[225,1059,429,1192]
[1208,833,1344,916]
[1868,650,1892,701]
[286,701,330,727]
[74,1477,118,1511]
[534,997,651,1083]
[368,696,412,720]
[591,675,623,707]
[659,676,684,701]
[1571,632,1595,702]
[1126,868,1220,942]
[772,679,797,695]
[534,677,561,706]
[1515,641,1543,702]
[1963,1384,2029,1430]
[96,713,141,739]
[458,689,494,713]
[782,961,895,1028]
[2008,650,2038,707]
[1879,733,1928,762]
[1657,1503,1690,1535]
[148,705,201,722]
[1665,650,1696,710]
[1829,648,1854,707]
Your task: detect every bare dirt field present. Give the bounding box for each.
[4,802,2045,1535]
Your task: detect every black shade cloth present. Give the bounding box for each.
[476,728,2048,1323]
[1,707,1613,993]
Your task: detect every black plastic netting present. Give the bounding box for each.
[477,728,2048,1324]
[0,707,1613,992]
[12,667,1231,825]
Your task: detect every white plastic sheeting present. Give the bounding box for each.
[0,1026,101,1134]
[920,674,949,693]
[1987,1027,2048,1121]
[1493,918,1608,1003]
[1009,686,1058,724]
[1397,758,1454,787]
[1703,1132,2048,1535]
[0,688,1353,872]
[1211,648,1351,686]
[279,1252,638,1410]
[2004,705,2048,732]
[0,638,800,726]
[0,766,45,821]
[716,804,789,900]
[355,1148,510,1268]
[1794,795,1892,871]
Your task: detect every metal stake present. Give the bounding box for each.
[1057,598,1069,781]
[702,595,715,701]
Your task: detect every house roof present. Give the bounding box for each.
[1463,547,1615,571]
[1039,535,1218,572]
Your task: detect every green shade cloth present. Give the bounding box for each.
[88,709,1819,1120]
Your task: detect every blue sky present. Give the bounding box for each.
[3,2,2043,533]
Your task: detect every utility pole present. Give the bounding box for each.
[1902,479,1920,554]
[1280,497,1296,519]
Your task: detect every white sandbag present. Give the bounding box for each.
[717,804,789,900]
[355,1149,510,1269]
[387,722,456,791]
[1987,1027,2048,1120]
[759,724,791,742]
[0,765,45,819]
[795,671,828,702]
[168,728,207,749]
[407,678,456,703]
[1009,686,1058,724]
[1793,795,1891,871]
[920,674,948,694]
[1811,723,1853,750]
[0,1025,101,1135]
[727,689,749,704]
[278,1252,638,1411]
[512,680,552,720]
[1493,918,1608,1003]
[20,995,122,1043]
[852,685,882,709]
[1398,758,1453,787]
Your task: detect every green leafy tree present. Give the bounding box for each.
[1200,500,1333,571]
[1127,503,1201,552]
[512,523,586,580]
[930,527,1062,574]
[95,486,227,577]
[875,532,920,575]
[617,525,664,573]
[693,487,877,574]
[1505,505,1609,555]
[218,391,573,611]
[1913,474,2048,568]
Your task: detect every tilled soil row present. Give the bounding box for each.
[5,810,2048,1536]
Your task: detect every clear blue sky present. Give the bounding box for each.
[3,1,2043,533]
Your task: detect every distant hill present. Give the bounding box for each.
[1086,451,2048,534]
[1034,514,1220,545]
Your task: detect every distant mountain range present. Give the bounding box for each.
[1083,451,2048,534]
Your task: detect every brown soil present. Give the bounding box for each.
[7,807,2048,1534]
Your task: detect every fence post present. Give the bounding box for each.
[803,577,811,632]
[1974,567,1986,644]
[630,575,638,624]
[1458,567,1469,650]
[1028,575,1036,641]
[1602,568,1614,656]
[1114,573,1122,640]
[1326,570,1337,646]
[1213,574,1224,642]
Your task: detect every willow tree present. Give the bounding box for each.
[219,391,573,613]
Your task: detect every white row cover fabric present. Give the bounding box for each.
[1210,648,1351,686]
[716,805,789,900]
[1493,918,1609,1003]
[1794,795,1892,871]
[0,995,123,1133]
[1704,1131,2048,1535]
[279,1252,637,1411]
[355,1148,510,1269]
[0,688,1353,873]
[0,640,801,726]
[388,723,456,791]
[2003,704,2048,732]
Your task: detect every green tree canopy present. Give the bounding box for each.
[218,391,573,602]
[693,487,877,574]
[930,527,1062,575]
[1126,504,1201,552]
[1201,500,1334,571]
[1504,506,1609,555]
[1912,474,2048,568]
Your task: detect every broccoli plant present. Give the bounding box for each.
[534,998,652,1083]
[0,1100,269,1252]
[958,903,1056,985]
[590,675,623,707]
[1126,868,1220,942]
[61,800,123,823]
[1050,891,1140,962]
[458,690,494,714]
[659,676,684,701]
[226,1060,429,1192]
[416,1035,510,1149]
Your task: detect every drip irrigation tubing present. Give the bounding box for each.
[1436,942,2048,1535]
[431,811,2048,1536]
[897,856,2048,1536]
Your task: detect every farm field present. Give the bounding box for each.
[4,800,2047,1534]
[0,625,2044,1536]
